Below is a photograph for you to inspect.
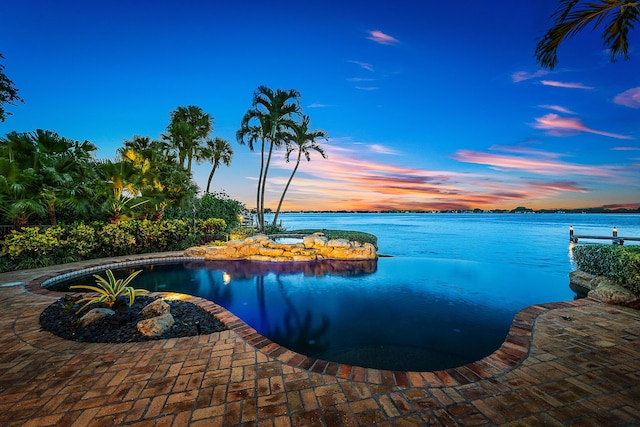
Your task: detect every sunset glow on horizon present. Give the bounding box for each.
[1,1,638,212]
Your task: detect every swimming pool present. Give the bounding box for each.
[52,255,576,371]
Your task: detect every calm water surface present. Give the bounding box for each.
[62,213,640,371]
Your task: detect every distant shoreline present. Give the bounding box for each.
[275,209,640,215]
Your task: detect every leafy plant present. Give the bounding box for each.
[573,245,640,294]
[70,269,148,313]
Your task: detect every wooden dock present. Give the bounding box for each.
[569,226,640,245]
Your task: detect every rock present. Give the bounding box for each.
[570,270,640,308]
[259,247,284,257]
[185,234,376,261]
[569,270,615,292]
[79,308,115,328]
[327,239,352,248]
[183,246,206,257]
[137,312,175,337]
[141,299,170,318]
[588,283,640,308]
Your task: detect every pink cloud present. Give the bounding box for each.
[539,104,576,114]
[613,87,640,108]
[532,114,632,139]
[512,70,549,83]
[367,30,399,45]
[540,80,594,89]
[489,145,563,159]
[452,149,613,176]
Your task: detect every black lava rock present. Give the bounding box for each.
[39,296,227,343]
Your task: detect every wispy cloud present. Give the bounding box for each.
[541,80,594,90]
[613,87,640,108]
[532,114,632,139]
[367,30,399,45]
[488,145,563,158]
[347,77,377,82]
[369,144,399,155]
[307,103,330,108]
[355,86,379,91]
[452,149,614,176]
[611,146,640,151]
[348,60,374,72]
[512,70,548,83]
[539,104,576,114]
[266,141,601,211]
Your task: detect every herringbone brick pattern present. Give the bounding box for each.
[0,256,638,426]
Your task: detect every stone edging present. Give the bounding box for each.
[24,255,601,387]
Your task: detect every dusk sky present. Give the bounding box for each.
[1,1,639,211]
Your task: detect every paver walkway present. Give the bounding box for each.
[0,255,638,426]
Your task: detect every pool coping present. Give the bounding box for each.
[24,253,601,388]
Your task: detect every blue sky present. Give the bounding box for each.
[1,0,639,211]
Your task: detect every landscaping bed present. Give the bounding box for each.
[40,296,227,343]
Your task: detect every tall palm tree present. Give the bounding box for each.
[536,0,639,70]
[166,105,213,172]
[201,137,234,193]
[272,116,327,227]
[236,86,300,232]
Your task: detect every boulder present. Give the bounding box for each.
[79,308,115,328]
[137,312,175,337]
[588,283,640,308]
[570,270,640,308]
[327,239,351,248]
[141,299,170,318]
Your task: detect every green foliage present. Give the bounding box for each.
[197,218,227,235]
[0,219,200,270]
[70,269,148,313]
[196,192,245,228]
[229,226,256,240]
[0,53,24,122]
[573,245,640,294]
[66,223,98,258]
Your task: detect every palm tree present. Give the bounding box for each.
[0,130,99,227]
[536,1,639,70]
[272,116,327,227]
[165,106,213,172]
[201,137,234,193]
[236,86,300,232]
[0,53,23,122]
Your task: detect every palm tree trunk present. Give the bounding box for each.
[47,200,57,227]
[256,140,266,232]
[206,163,218,193]
[272,152,301,227]
[260,139,276,232]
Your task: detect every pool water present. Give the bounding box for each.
[56,255,572,371]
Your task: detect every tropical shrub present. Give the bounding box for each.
[573,245,640,294]
[71,269,147,313]
[197,218,226,235]
[0,219,202,270]
[229,226,255,240]
[164,191,245,230]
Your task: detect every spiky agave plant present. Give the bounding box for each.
[70,269,148,314]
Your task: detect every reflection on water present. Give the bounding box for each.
[53,213,639,371]
[55,256,570,371]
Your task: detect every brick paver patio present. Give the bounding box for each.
[0,254,638,426]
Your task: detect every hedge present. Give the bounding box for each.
[573,245,640,294]
[0,218,227,272]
